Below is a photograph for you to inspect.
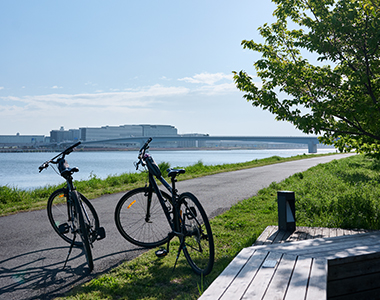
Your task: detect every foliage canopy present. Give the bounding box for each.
[234,0,380,156]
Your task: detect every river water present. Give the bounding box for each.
[0,148,337,190]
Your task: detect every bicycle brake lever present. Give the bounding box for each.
[38,162,48,172]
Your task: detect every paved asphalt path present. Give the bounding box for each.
[0,153,354,300]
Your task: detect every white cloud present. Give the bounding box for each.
[195,82,237,95]
[51,85,63,89]
[0,84,189,110]
[0,87,4,90]
[178,72,233,85]
[176,72,239,96]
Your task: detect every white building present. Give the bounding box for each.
[0,133,46,147]
[79,124,178,141]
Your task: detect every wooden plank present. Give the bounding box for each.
[257,226,338,245]
[297,238,380,257]
[321,227,330,238]
[255,226,284,246]
[328,251,380,267]
[263,227,281,245]
[273,230,292,243]
[241,252,283,300]
[329,228,338,237]
[336,228,345,237]
[321,244,380,260]
[249,231,380,259]
[328,287,380,300]
[328,272,380,298]
[199,247,258,300]
[342,228,354,236]
[220,251,269,300]
[255,226,277,245]
[287,229,303,242]
[351,228,370,234]
[312,227,323,239]
[305,258,327,300]
[329,259,380,280]
[284,256,313,300]
[262,254,297,300]
[304,227,316,240]
[295,228,309,241]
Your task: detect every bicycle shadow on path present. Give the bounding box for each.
[0,245,144,300]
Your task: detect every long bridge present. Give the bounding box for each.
[81,135,321,153]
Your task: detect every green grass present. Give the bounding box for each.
[52,153,380,300]
[0,152,335,216]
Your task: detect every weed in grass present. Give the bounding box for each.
[197,273,204,296]
[159,162,171,174]
[0,186,23,204]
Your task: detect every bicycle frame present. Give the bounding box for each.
[135,138,187,239]
[64,173,91,230]
[146,170,181,238]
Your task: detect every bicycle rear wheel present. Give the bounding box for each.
[47,188,99,247]
[72,191,94,272]
[179,192,214,275]
[114,187,171,248]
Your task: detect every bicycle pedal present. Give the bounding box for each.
[96,227,106,240]
[155,248,168,257]
[58,223,70,234]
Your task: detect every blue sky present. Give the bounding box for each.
[0,0,306,137]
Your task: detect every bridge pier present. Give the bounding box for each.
[308,142,318,153]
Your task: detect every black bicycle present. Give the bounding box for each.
[114,138,214,275]
[39,142,105,272]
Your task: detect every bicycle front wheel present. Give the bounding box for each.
[115,187,171,248]
[47,188,99,247]
[179,192,214,276]
[72,191,94,272]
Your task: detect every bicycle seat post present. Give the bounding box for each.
[167,169,185,195]
[170,176,177,194]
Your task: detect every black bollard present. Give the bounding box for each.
[277,191,296,232]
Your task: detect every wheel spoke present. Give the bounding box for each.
[180,192,214,275]
[115,188,172,248]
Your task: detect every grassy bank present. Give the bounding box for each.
[52,154,380,300]
[0,152,335,216]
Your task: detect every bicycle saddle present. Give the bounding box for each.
[167,168,185,178]
[57,158,79,178]
[60,167,79,178]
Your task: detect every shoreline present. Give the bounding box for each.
[0,146,335,153]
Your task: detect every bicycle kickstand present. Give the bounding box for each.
[63,233,76,270]
[172,239,185,273]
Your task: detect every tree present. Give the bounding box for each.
[233,0,380,155]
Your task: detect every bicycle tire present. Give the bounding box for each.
[47,188,100,246]
[114,187,172,248]
[179,192,214,275]
[72,191,94,272]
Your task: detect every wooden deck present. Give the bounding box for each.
[199,226,380,300]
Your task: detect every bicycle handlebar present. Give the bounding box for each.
[135,137,152,170]
[62,141,81,155]
[38,141,81,172]
[139,137,152,152]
